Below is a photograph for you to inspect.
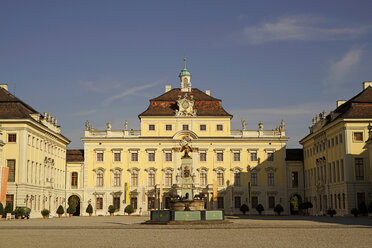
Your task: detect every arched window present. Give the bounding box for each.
[131,170,138,186]
[234,172,241,186]
[200,170,207,186]
[165,171,172,187]
[148,171,155,187]
[96,170,104,186]
[71,172,78,189]
[113,170,121,187]
[217,171,224,186]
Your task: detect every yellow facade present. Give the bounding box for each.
[301,82,372,216]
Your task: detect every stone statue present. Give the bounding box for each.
[241,120,246,131]
[180,136,192,158]
[280,120,285,132]
[124,120,128,131]
[106,121,112,131]
[258,121,263,131]
[85,120,91,131]
[368,123,372,140]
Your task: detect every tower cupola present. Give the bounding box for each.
[179,57,191,92]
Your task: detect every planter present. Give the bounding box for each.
[110,213,114,216]
[69,214,73,217]
[43,216,48,219]
[89,213,92,216]
[17,216,22,219]
[58,214,62,218]
[128,213,132,216]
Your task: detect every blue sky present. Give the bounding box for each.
[1,0,372,148]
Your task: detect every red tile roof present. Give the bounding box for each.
[139,88,232,117]
[0,87,38,118]
[67,149,84,162]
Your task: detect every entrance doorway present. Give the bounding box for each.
[68,195,81,216]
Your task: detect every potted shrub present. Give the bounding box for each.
[0,203,4,218]
[351,208,359,217]
[327,208,336,217]
[359,202,368,216]
[108,205,115,216]
[67,206,76,217]
[41,209,50,219]
[124,205,134,216]
[56,205,64,218]
[15,208,25,219]
[86,204,93,216]
[24,208,31,219]
[240,204,249,215]
[256,204,264,215]
[5,203,12,215]
[274,204,284,216]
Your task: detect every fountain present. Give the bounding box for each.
[147,137,225,223]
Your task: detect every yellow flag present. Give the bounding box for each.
[160,181,163,204]
[125,182,130,204]
[213,180,217,202]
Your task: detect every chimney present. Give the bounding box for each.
[363,81,372,90]
[337,100,346,107]
[205,90,210,96]
[0,84,8,91]
[165,85,171,93]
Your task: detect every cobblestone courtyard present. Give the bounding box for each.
[1,216,372,248]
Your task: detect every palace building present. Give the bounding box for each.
[0,84,69,218]
[300,82,372,216]
[66,60,303,216]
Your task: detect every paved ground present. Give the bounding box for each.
[1,215,372,247]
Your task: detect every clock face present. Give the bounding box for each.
[182,101,189,109]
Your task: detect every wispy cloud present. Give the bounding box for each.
[103,81,160,106]
[240,15,369,44]
[78,80,121,93]
[324,47,363,87]
[72,109,98,116]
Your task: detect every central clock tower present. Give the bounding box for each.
[179,57,191,92]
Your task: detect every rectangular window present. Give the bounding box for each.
[250,151,258,161]
[251,173,258,186]
[7,160,15,182]
[341,159,344,181]
[216,152,223,162]
[353,132,363,142]
[339,134,343,143]
[148,173,155,187]
[234,196,241,209]
[113,152,121,162]
[267,172,274,186]
[148,197,155,210]
[329,163,332,183]
[335,136,338,145]
[355,158,364,180]
[96,152,104,162]
[252,196,258,209]
[165,172,172,186]
[149,124,155,131]
[217,197,224,209]
[233,152,240,162]
[200,171,207,186]
[131,197,138,210]
[182,124,189,131]
[148,152,155,162]
[200,124,206,131]
[200,152,207,162]
[96,197,103,210]
[336,160,340,182]
[267,152,274,161]
[332,162,336,183]
[216,124,223,131]
[291,171,298,188]
[165,152,172,162]
[8,133,16,143]
[113,197,120,211]
[114,172,121,187]
[131,152,138,162]
[165,124,172,131]
[268,196,275,208]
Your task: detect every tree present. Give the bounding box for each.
[86,204,93,215]
[41,209,50,218]
[108,205,115,214]
[327,208,336,217]
[240,204,249,215]
[0,203,4,216]
[56,205,64,215]
[5,203,12,214]
[124,205,134,215]
[256,204,264,215]
[274,204,284,215]
[67,206,76,215]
